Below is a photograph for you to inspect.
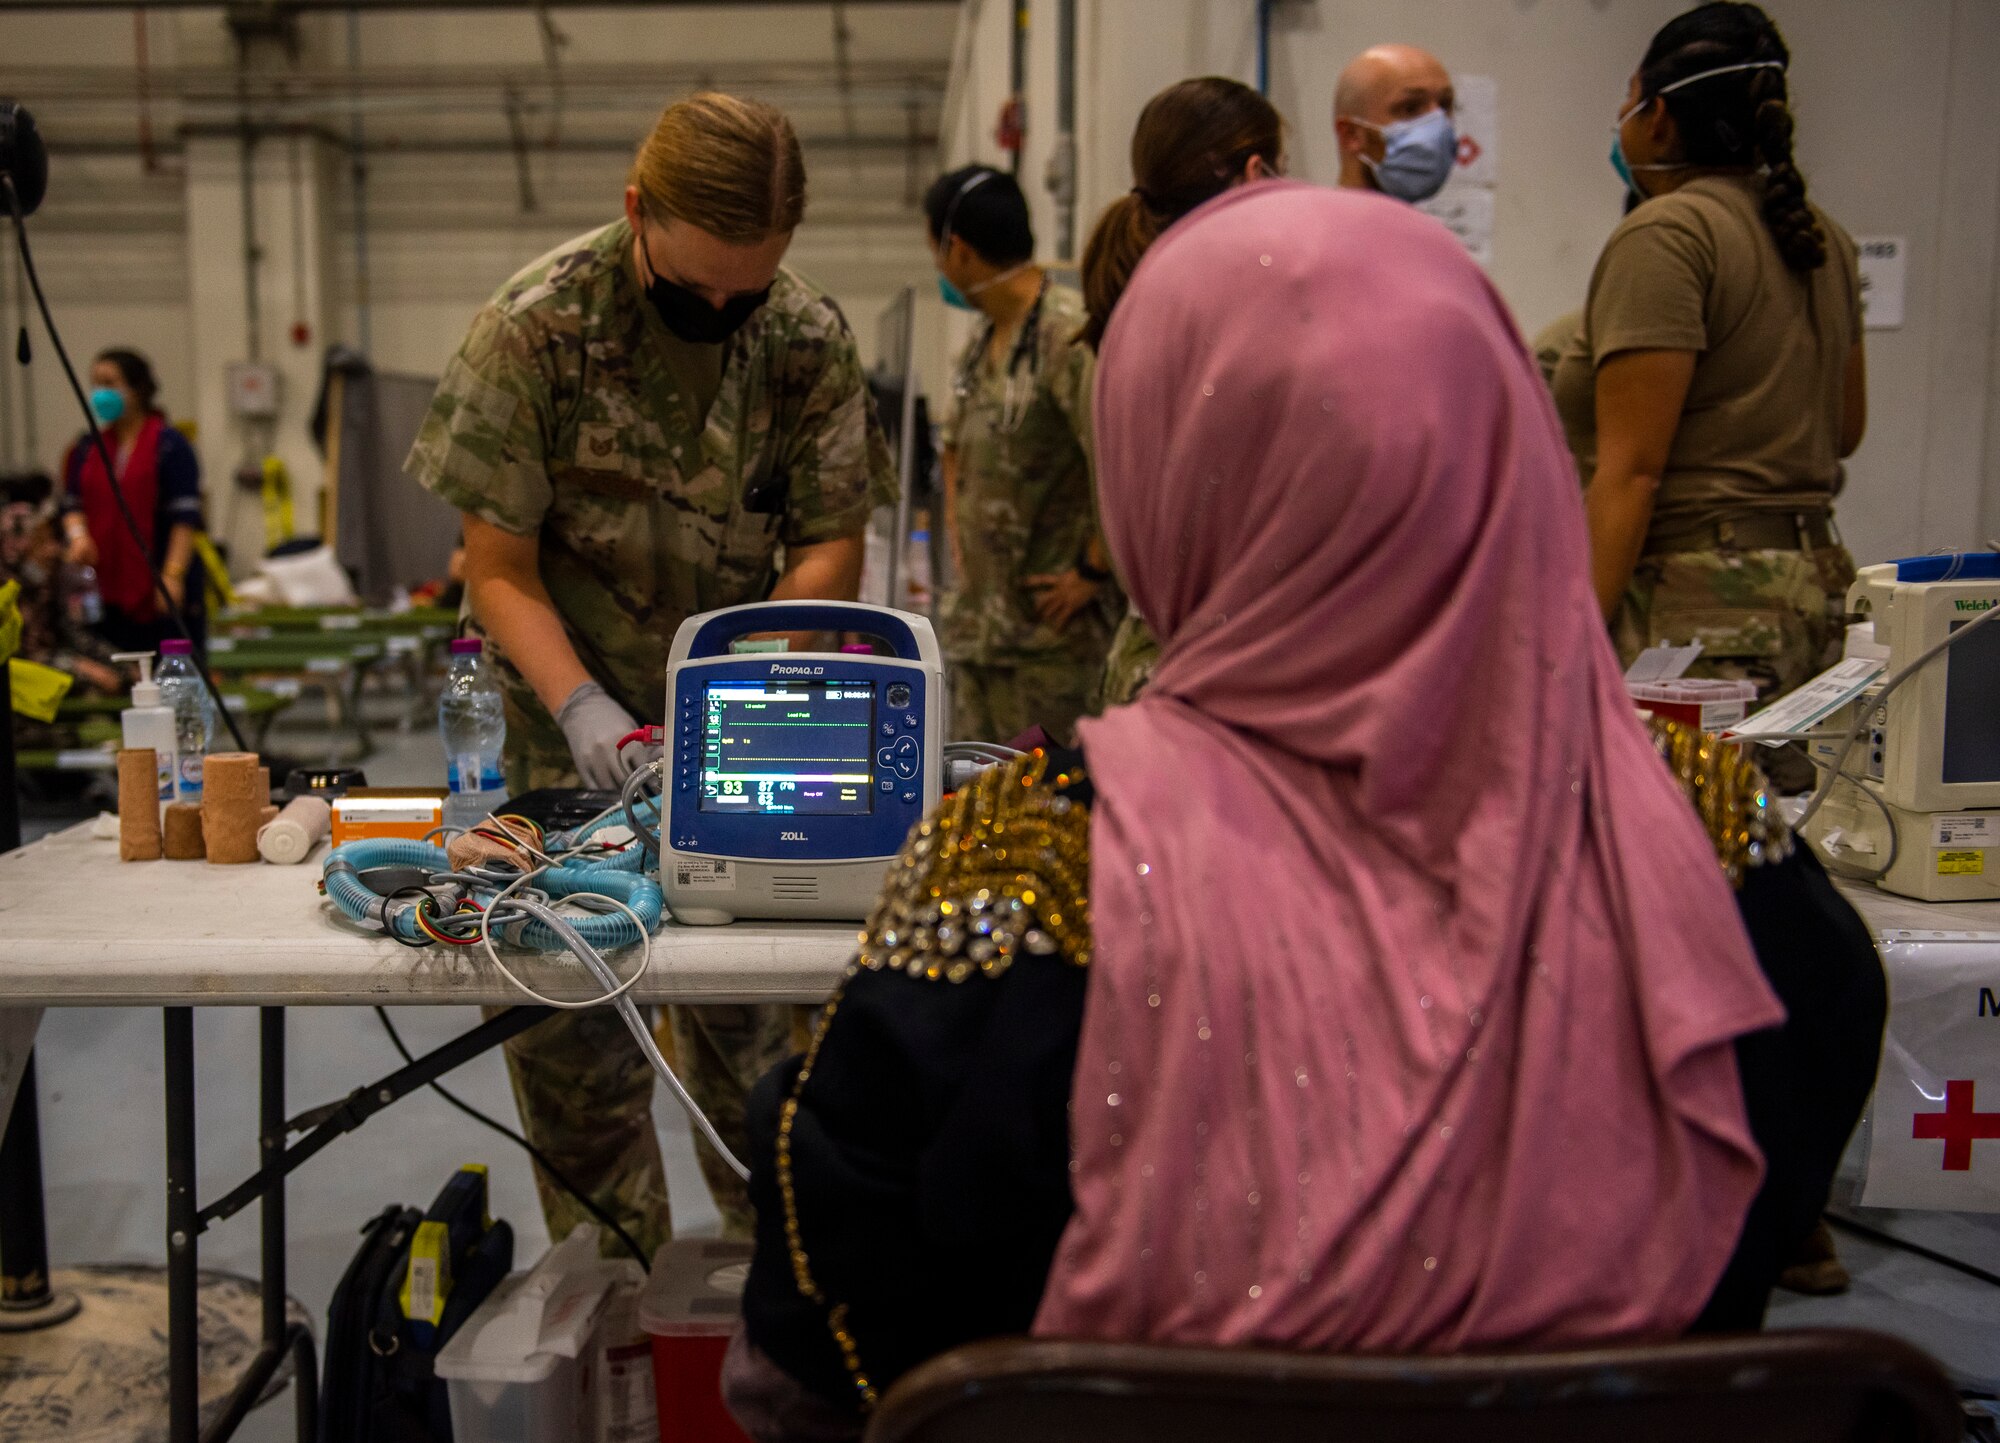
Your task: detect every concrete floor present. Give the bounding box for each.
[14,688,2000,1439]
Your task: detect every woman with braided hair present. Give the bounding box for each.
[1552,3,1866,732]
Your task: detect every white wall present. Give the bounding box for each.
[936,0,2000,569]
[1269,0,2000,570]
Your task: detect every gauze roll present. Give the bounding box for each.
[257,794,333,865]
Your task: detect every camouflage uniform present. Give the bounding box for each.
[1095,606,1160,709]
[1614,538,1857,701]
[941,281,1113,744]
[407,219,897,1252]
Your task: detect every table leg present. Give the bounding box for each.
[197,1006,318,1443]
[0,1054,63,1321]
[260,1008,286,1358]
[165,1006,198,1443]
[261,1008,325,1441]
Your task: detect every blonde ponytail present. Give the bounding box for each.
[629,91,806,244]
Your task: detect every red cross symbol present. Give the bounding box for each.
[1912,1080,2000,1171]
[1456,135,1483,167]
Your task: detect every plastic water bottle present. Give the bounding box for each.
[439,638,507,831]
[62,562,102,626]
[156,638,217,802]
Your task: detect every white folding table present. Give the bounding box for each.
[0,820,856,1443]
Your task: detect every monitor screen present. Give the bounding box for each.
[1942,615,2000,785]
[699,680,876,815]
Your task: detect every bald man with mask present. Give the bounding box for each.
[1333,43,1459,203]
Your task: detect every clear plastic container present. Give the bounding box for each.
[438,1334,590,1443]
[434,1226,633,1443]
[156,638,216,801]
[440,637,508,831]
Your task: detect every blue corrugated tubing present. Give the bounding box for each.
[323,838,660,949]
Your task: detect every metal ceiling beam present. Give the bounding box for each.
[3,62,945,96]
[43,129,935,154]
[0,0,955,9]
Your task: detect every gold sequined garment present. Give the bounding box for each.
[775,750,1094,1409]
[1649,718,1794,887]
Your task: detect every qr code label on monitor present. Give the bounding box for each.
[674,858,735,892]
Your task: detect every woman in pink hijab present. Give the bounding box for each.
[726,181,1877,1441]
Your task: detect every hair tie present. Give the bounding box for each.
[1130,186,1155,209]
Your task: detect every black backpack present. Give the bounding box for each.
[321,1167,514,1443]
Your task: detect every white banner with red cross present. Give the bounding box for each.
[1862,934,2000,1211]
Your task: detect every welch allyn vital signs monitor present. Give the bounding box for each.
[662,601,944,924]
[1800,555,2000,902]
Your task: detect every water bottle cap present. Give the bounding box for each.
[449,638,484,656]
[160,639,193,656]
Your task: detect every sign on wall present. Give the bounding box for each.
[1861,934,2000,1211]
[1855,236,1907,330]
[1418,74,1498,267]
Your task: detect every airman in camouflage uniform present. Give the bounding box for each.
[942,281,1114,743]
[407,216,896,1253]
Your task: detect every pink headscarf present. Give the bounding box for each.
[1034,184,1782,1352]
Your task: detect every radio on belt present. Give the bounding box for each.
[662,600,944,924]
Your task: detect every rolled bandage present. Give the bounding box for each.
[117,749,163,860]
[202,752,265,864]
[163,802,206,860]
[258,794,333,865]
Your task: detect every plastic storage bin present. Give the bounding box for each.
[435,1225,640,1443]
[639,1239,755,1443]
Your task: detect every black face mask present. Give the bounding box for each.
[639,239,770,345]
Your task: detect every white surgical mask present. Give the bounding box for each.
[1612,59,1788,189]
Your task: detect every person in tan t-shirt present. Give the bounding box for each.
[1551,1,1866,710]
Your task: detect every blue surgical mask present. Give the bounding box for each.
[938,259,1029,313]
[1610,134,1638,196]
[89,386,125,425]
[1354,107,1457,203]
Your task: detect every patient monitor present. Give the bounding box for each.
[1804,556,2000,902]
[661,601,944,925]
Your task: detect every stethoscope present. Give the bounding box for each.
[951,275,1047,435]
[943,169,1047,435]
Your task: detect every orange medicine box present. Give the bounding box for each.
[330,787,448,847]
